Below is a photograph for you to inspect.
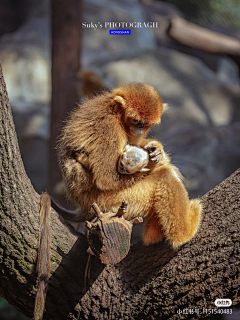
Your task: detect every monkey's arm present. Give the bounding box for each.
[60,151,93,195]
[59,105,145,192]
[85,116,145,191]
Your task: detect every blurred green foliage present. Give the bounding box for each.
[0,297,28,320]
[160,0,240,27]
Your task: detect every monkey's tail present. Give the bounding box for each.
[189,198,202,238]
[34,193,51,320]
[51,197,84,222]
[172,198,202,249]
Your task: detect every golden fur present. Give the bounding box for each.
[77,70,108,97]
[58,83,202,247]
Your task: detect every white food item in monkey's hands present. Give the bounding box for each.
[118,145,150,175]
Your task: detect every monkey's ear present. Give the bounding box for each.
[163,103,168,112]
[114,95,126,106]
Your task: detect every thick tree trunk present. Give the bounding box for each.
[0,63,239,319]
[49,0,82,202]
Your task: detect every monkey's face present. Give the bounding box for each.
[125,117,152,137]
[112,83,164,138]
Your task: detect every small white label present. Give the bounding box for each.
[215,299,232,307]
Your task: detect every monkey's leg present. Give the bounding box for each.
[144,167,202,248]
[143,211,165,246]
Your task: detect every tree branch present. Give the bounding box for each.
[168,16,240,56]
[0,62,239,319]
[168,16,240,77]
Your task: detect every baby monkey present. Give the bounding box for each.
[118,145,150,174]
[58,82,202,247]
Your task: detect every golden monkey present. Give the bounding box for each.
[57,83,202,247]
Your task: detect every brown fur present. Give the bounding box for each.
[58,83,202,247]
[77,70,108,97]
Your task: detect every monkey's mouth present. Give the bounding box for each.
[130,127,144,136]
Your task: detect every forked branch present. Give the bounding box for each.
[0,63,239,320]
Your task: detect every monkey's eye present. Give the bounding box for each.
[131,118,139,124]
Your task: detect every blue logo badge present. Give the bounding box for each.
[109,30,131,35]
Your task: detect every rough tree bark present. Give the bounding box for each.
[0,63,239,320]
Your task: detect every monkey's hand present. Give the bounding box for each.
[143,140,164,164]
[75,149,90,169]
